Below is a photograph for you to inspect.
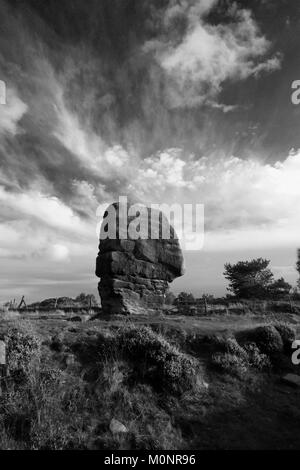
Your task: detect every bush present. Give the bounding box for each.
[273,322,296,351]
[211,352,248,377]
[209,335,273,375]
[212,336,248,359]
[237,325,283,357]
[5,329,41,377]
[187,334,251,366]
[243,343,272,370]
[150,324,188,349]
[116,326,198,393]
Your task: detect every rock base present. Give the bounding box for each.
[98,276,168,315]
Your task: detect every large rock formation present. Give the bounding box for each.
[96,202,184,314]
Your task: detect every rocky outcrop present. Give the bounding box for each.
[28,295,98,310]
[96,202,184,314]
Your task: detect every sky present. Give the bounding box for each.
[0,0,300,302]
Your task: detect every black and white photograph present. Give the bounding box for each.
[1,0,300,455]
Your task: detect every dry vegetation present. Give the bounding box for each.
[0,310,300,450]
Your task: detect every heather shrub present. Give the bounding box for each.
[151,324,188,349]
[211,352,248,377]
[210,335,272,375]
[5,329,41,377]
[273,322,296,352]
[187,333,245,357]
[116,326,198,392]
[237,325,283,357]
[213,336,248,359]
[243,343,272,370]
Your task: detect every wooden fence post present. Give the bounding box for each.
[18,295,27,310]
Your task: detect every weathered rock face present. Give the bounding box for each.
[96,202,184,314]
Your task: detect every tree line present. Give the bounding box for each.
[173,251,300,303]
[223,258,292,299]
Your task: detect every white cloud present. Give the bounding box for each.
[131,149,300,251]
[149,5,281,108]
[0,183,97,265]
[0,221,51,260]
[0,185,91,236]
[0,87,27,134]
[2,135,299,258]
[252,54,282,77]
[53,88,133,181]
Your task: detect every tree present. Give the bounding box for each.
[175,292,195,304]
[75,293,97,306]
[268,277,292,299]
[224,258,274,299]
[202,294,215,303]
